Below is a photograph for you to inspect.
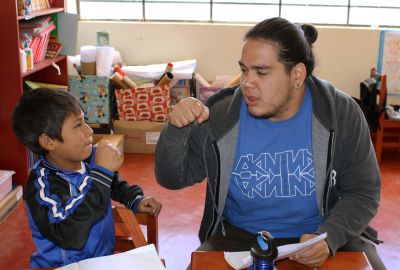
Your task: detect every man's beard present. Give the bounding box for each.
[247,90,293,120]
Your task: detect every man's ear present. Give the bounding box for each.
[292,63,307,88]
[38,134,56,151]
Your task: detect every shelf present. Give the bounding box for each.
[21,55,66,77]
[18,7,64,20]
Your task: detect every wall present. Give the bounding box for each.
[77,21,400,103]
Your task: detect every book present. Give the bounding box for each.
[25,80,68,91]
[46,36,63,59]
[0,185,23,224]
[224,233,328,270]
[55,244,165,270]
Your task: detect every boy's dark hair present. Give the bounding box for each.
[12,88,83,155]
[245,17,318,77]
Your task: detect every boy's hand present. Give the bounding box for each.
[137,197,162,216]
[289,234,330,268]
[169,97,209,128]
[95,140,123,172]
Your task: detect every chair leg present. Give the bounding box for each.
[375,127,383,163]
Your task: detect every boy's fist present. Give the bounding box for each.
[95,140,123,172]
[137,197,162,216]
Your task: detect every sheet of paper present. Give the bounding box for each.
[276,233,328,260]
[121,59,197,80]
[224,233,328,270]
[55,263,79,270]
[56,244,165,270]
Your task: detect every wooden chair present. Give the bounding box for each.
[374,74,400,162]
[113,206,159,253]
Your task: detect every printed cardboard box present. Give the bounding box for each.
[199,86,221,103]
[115,86,170,122]
[113,120,165,153]
[69,75,110,124]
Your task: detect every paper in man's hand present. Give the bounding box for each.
[224,233,328,270]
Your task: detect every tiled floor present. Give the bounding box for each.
[0,151,399,270]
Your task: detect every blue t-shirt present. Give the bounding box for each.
[223,86,322,238]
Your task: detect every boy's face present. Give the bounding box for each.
[45,111,93,171]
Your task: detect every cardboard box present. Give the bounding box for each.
[0,170,14,201]
[113,120,165,153]
[69,75,111,124]
[93,134,124,154]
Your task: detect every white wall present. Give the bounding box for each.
[77,21,400,103]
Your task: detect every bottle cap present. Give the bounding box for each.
[114,65,126,76]
[165,63,173,73]
[250,231,278,261]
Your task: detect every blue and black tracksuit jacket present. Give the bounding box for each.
[24,148,144,268]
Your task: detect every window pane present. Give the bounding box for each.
[66,0,78,13]
[281,6,348,24]
[350,7,400,26]
[350,0,400,8]
[213,4,279,22]
[77,0,400,27]
[151,0,209,2]
[80,2,143,20]
[146,3,210,21]
[282,0,347,4]
[214,0,277,3]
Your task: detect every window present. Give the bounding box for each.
[75,0,400,26]
[349,0,400,26]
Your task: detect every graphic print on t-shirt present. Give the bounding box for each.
[232,149,314,199]
[223,85,321,237]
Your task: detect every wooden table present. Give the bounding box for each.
[190,251,372,270]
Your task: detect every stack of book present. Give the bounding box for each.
[19,15,56,63]
[0,171,23,224]
[29,0,51,12]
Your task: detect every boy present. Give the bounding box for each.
[12,88,162,268]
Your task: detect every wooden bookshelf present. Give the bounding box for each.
[0,1,68,186]
[17,7,64,20]
[21,55,65,77]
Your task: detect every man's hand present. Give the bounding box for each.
[95,140,123,172]
[137,197,162,216]
[289,234,330,268]
[169,97,209,128]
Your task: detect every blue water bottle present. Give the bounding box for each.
[248,231,278,270]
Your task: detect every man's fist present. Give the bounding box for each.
[169,97,209,128]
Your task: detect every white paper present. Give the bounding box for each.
[121,59,197,80]
[56,244,165,270]
[146,131,161,145]
[224,233,328,270]
[96,46,115,76]
[80,46,96,63]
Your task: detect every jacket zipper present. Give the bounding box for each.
[323,130,335,219]
[205,142,221,240]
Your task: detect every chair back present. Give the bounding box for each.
[378,74,388,118]
[113,206,159,253]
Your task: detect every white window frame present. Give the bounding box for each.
[70,0,400,27]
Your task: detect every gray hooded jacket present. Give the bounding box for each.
[155,75,381,254]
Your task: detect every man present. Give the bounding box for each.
[155,17,385,269]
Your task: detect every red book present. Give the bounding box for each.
[40,34,51,61]
[36,22,55,37]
